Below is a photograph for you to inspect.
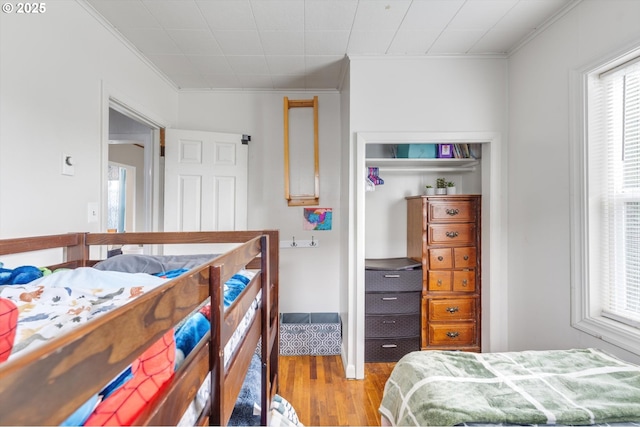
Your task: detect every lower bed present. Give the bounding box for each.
[380,348,640,426]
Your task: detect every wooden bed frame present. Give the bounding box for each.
[0,230,279,426]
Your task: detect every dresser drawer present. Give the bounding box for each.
[428,298,476,321]
[453,270,475,292]
[454,247,476,268]
[429,247,476,269]
[428,270,476,292]
[366,313,420,338]
[429,248,453,269]
[365,269,422,292]
[365,292,420,314]
[365,337,419,362]
[428,271,451,291]
[428,223,475,245]
[428,322,476,346]
[428,201,476,223]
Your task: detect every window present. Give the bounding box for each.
[572,49,640,353]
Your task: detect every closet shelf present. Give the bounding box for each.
[366,158,479,172]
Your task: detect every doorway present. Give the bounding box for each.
[346,131,507,379]
[107,106,158,232]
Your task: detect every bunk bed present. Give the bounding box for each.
[380,348,640,426]
[0,230,281,426]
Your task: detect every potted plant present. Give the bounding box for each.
[436,178,447,194]
[446,181,457,195]
[424,185,435,195]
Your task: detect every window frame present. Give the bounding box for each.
[570,44,640,355]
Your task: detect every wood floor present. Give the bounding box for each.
[278,355,395,426]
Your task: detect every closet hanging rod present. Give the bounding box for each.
[376,166,477,173]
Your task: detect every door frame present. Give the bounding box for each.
[100,83,167,234]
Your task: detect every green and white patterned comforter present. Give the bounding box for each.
[380,348,640,426]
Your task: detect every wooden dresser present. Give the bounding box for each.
[406,195,481,352]
[364,258,422,362]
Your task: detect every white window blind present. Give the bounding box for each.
[589,59,640,327]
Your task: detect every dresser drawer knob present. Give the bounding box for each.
[437,279,443,286]
[382,297,398,301]
[462,279,468,287]
[446,306,459,313]
[446,331,460,338]
[382,344,398,348]
[463,255,469,261]
[446,208,460,216]
[384,274,400,278]
[437,256,444,261]
[446,231,459,238]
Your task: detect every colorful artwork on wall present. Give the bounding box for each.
[303,208,332,230]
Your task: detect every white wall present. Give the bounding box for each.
[507,0,640,363]
[0,1,178,242]
[176,91,342,314]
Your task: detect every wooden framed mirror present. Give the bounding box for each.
[283,96,319,206]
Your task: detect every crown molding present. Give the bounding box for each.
[75,0,179,92]
[507,0,583,56]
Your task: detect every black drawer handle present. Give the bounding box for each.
[384,274,400,278]
[446,231,459,238]
[381,297,398,301]
[382,320,396,324]
[446,331,460,338]
[446,208,460,216]
[463,255,469,260]
[382,344,398,348]
[446,306,459,314]
[437,256,444,261]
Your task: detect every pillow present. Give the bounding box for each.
[93,254,218,275]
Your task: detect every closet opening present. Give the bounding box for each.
[348,132,507,379]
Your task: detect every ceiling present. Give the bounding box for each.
[84,0,579,91]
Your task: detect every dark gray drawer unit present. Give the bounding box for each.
[364,269,422,292]
[365,259,422,362]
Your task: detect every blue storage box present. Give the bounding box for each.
[396,144,437,158]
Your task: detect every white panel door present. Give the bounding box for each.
[164,129,248,234]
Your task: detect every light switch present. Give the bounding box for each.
[87,202,98,223]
